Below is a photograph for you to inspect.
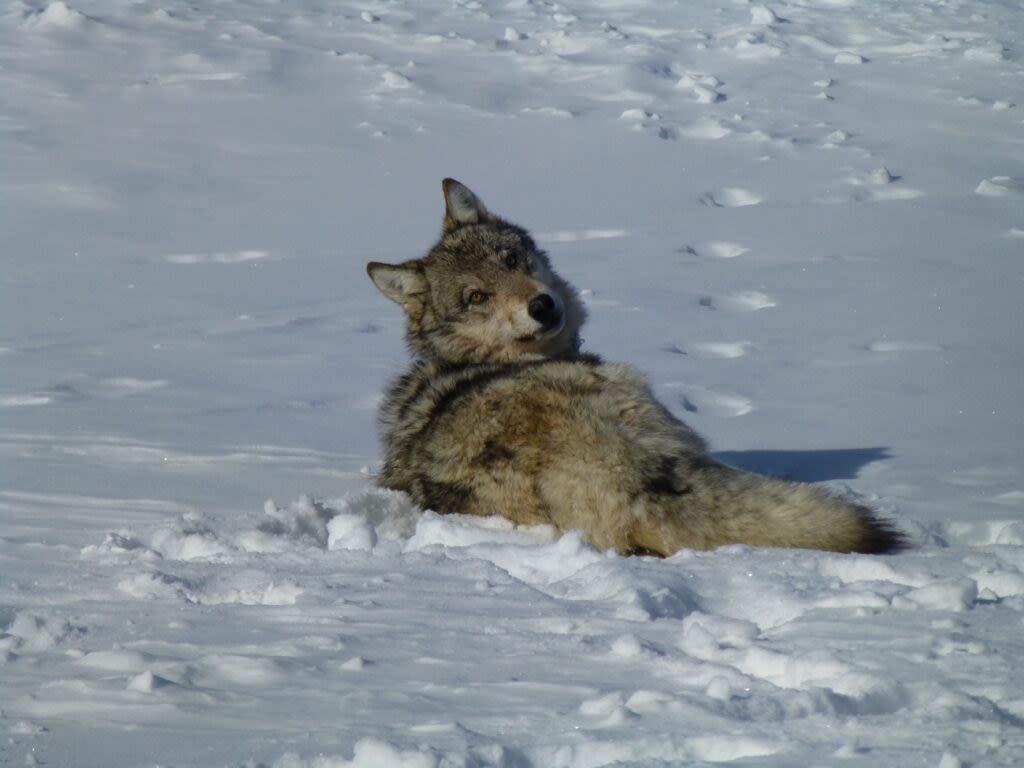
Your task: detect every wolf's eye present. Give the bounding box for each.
[467,291,489,305]
[504,253,518,269]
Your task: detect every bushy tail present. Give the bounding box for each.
[645,464,907,555]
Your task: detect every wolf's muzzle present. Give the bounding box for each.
[528,293,562,331]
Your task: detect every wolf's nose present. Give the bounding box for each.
[528,294,561,329]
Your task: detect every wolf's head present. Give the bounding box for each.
[367,179,586,365]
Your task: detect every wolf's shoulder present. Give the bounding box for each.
[381,355,651,427]
[521,356,650,392]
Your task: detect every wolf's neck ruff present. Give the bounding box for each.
[366,179,905,556]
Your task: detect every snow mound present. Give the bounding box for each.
[21,1,87,30]
[275,739,438,768]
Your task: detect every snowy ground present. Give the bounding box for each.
[2,0,1024,766]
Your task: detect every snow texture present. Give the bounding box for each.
[2,1,1023,766]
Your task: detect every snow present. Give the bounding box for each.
[1,0,1023,766]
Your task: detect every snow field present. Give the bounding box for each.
[5,489,1024,766]
[2,0,1023,765]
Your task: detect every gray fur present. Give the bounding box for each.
[367,179,905,556]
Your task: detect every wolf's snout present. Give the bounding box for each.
[528,294,561,330]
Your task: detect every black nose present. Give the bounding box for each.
[528,294,561,329]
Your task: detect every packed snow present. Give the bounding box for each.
[2,0,1023,766]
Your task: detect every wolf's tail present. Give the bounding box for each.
[647,463,907,555]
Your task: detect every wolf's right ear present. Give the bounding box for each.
[366,261,428,316]
[442,178,490,232]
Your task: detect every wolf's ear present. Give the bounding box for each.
[367,261,429,316]
[442,178,490,232]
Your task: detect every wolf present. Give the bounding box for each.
[366,179,904,556]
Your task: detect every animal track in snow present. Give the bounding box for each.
[537,228,628,243]
[691,341,751,359]
[683,240,749,259]
[963,44,1006,63]
[380,70,413,90]
[39,376,167,402]
[942,519,1024,546]
[162,249,272,264]
[975,176,1023,198]
[157,72,245,85]
[676,73,726,104]
[0,394,53,407]
[677,118,732,140]
[664,384,754,417]
[844,168,924,201]
[720,291,777,311]
[90,377,169,397]
[699,188,762,208]
[869,187,924,201]
[834,52,868,65]
[618,108,670,140]
[822,129,851,147]
[731,33,783,61]
[866,340,942,353]
[520,106,574,119]
[958,95,1015,110]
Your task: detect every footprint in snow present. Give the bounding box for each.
[869,187,925,201]
[663,384,754,417]
[661,342,750,359]
[618,108,674,141]
[162,250,271,265]
[814,78,835,101]
[537,228,628,243]
[692,341,751,359]
[834,52,868,65]
[681,240,749,259]
[699,188,763,208]
[957,95,1015,110]
[846,168,924,201]
[0,394,53,408]
[866,341,942,353]
[676,73,726,104]
[696,290,774,311]
[678,117,732,140]
[731,31,784,61]
[719,291,777,312]
[975,176,1023,198]
[157,72,245,85]
[379,70,413,90]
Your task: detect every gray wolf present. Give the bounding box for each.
[366,179,904,556]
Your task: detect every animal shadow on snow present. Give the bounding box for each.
[713,447,890,483]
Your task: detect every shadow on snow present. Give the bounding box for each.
[713,447,891,483]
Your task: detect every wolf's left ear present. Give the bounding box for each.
[442,178,490,232]
[367,261,429,317]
